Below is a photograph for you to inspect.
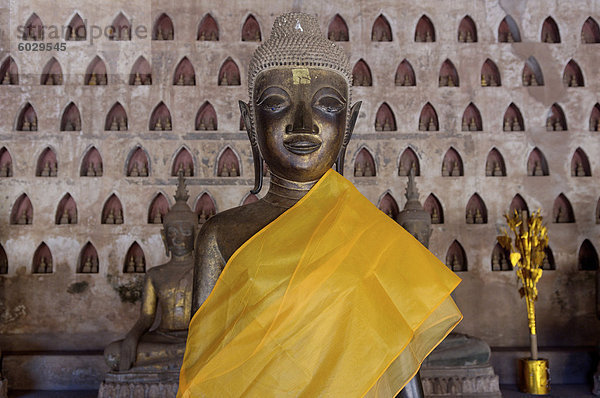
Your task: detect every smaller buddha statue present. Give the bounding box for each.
[485,161,493,176]
[220,72,228,86]
[88,72,97,85]
[493,161,502,176]
[82,257,93,273]
[86,162,95,177]
[60,209,70,224]
[451,161,460,176]
[105,209,115,224]
[103,173,197,373]
[466,209,474,224]
[474,208,484,224]
[129,163,139,177]
[41,162,50,177]
[512,117,520,131]
[396,169,431,248]
[428,117,436,131]
[535,161,544,176]
[115,209,123,224]
[469,117,477,131]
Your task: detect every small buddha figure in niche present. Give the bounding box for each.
[104,173,197,372]
[59,209,70,224]
[105,209,115,224]
[129,162,140,177]
[533,160,544,176]
[180,13,461,398]
[0,162,10,177]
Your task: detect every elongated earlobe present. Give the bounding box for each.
[337,101,362,175]
[161,229,169,257]
[239,101,263,194]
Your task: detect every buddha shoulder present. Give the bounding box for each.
[196,200,279,261]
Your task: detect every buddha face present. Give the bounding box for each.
[252,68,350,182]
[163,221,195,257]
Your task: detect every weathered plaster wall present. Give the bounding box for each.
[0,0,599,352]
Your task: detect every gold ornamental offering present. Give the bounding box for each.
[518,358,550,395]
[498,209,550,394]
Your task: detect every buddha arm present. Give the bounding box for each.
[192,222,226,314]
[126,275,157,341]
[118,275,157,370]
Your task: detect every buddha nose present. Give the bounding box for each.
[289,101,315,134]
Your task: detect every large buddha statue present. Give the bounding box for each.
[102,174,196,380]
[179,12,462,398]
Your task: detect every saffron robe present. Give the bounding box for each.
[178,169,462,397]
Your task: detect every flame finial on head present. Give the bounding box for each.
[163,170,195,226]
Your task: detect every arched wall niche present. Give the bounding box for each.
[217,147,241,177]
[377,192,399,219]
[372,14,392,41]
[415,15,435,42]
[241,15,261,42]
[458,16,477,42]
[56,193,77,224]
[66,13,86,40]
[328,14,349,41]
[442,148,463,177]
[0,56,19,85]
[41,57,63,85]
[424,194,443,224]
[353,147,376,177]
[446,240,467,272]
[498,15,521,42]
[78,242,99,273]
[398,148,420,176]
[109,12,131,41]
[198,14,219,41]
[11,193,33,225]
[124,242,145,273]
[153,13,174,40]
[33,242,52,273]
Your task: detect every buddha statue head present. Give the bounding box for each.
[240,12,361,193]
[161,173,197,258]
[396,169,432,248]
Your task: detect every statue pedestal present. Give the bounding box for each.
[421,363,501,397]
[419,333,501,397]
[98,369,179,398]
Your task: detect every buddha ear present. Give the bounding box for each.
[239,100,263,194]
[336,101,362,175]
[160,228,169,257]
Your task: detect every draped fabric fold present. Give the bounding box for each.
[178,169,462,397]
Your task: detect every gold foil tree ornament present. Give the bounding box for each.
[497,209,548,360]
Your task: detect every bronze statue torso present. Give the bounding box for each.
[147,262,193,332]
[192,177,313,312]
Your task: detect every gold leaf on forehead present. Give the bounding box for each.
[292,68,311,85]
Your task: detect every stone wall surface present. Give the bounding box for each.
[0,0,599,357]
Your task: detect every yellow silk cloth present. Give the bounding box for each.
[178,169,462,397]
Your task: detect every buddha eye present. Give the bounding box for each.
[314,96,344,114]
[257,93,290,114]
